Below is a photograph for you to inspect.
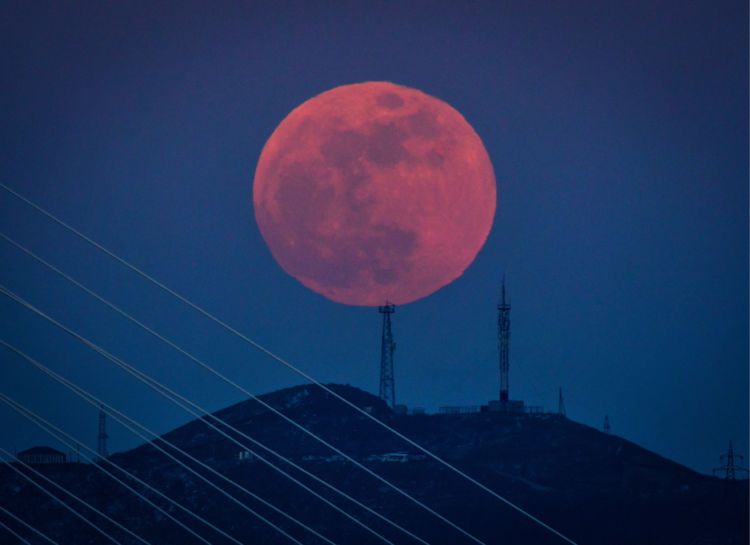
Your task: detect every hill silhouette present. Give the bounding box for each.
[1,384,747,544]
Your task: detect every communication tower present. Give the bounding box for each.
[498,278,511,404]
[378,303,396,409]
[97,404,108,459]
[558,388,566,417]
[603,414,611,434]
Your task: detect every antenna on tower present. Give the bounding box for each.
[378,302,396,409]
[558,387,566,417]
[498,276,511,405]
[603,414,611,434]
[713,441,748,480]
[97,404,108,460]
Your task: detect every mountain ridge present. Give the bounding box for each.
[1,383,747,545]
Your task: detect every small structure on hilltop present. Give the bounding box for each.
[237,450,256,462]
[17,446,66,465]
[366,452,427,463]
[439,405,482,415]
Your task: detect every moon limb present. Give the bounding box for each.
[253,81,496,306]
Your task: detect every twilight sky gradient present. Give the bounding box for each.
[0,1,747,473]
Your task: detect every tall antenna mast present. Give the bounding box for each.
[498,277,511,404]
[378,302,396,409]
[558,387,566,417]
[603,414,611,434]
[97,404,108,459]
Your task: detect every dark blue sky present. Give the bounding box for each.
[0,1,746,473]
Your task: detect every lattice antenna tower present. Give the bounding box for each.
[713,441,748,480]
[558,387,566,417]
[603,414,611,434]
[97,404,108,459]
[378,302,396,409]
[498,277,511,404]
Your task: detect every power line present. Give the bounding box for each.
[0,289,396,545]
[1,182,580,545]
[0,237,434,545]
[1,357,390,545]
[0,341,313,545]
[0,394,240,545]
[0,227,561,545]
[0,232,427,545]
[0,505,60,545]
[0,448,131,545]
[0,518,32,545]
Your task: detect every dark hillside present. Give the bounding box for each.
[1,384,747,544]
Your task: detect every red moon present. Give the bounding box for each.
[253,82,496,306]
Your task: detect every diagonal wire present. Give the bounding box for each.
[0,342,310,545]
[0,394,243,545]
[1,236,421,544]
[0,505,59,545]
[0,342,313,545]
[0,448,129,545]
[0,185,487,545]
[0,231,430,545]
[0,518,32,545]
[0,233,475,545]
[1,181,579,545]
[0,288,389,545]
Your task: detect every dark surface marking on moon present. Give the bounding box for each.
[274,161,334,243]
[365,122,409,166]
[321,123,410,170]
[320,129,368,169]
[264,156,420,292]
[426,147,445,167]
[261,214,417,291]
[376,92,405,109]
[342,167,376,214]
[315,223,417,289]
[405,109,441,137]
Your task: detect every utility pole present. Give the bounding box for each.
[558,388,566,417]
[713,441,748,480]
[498,278,511,404]
[603,415,611,434]
[97,404,108,460]
[378,303,396,409]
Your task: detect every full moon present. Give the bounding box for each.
[253,81,496,306]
